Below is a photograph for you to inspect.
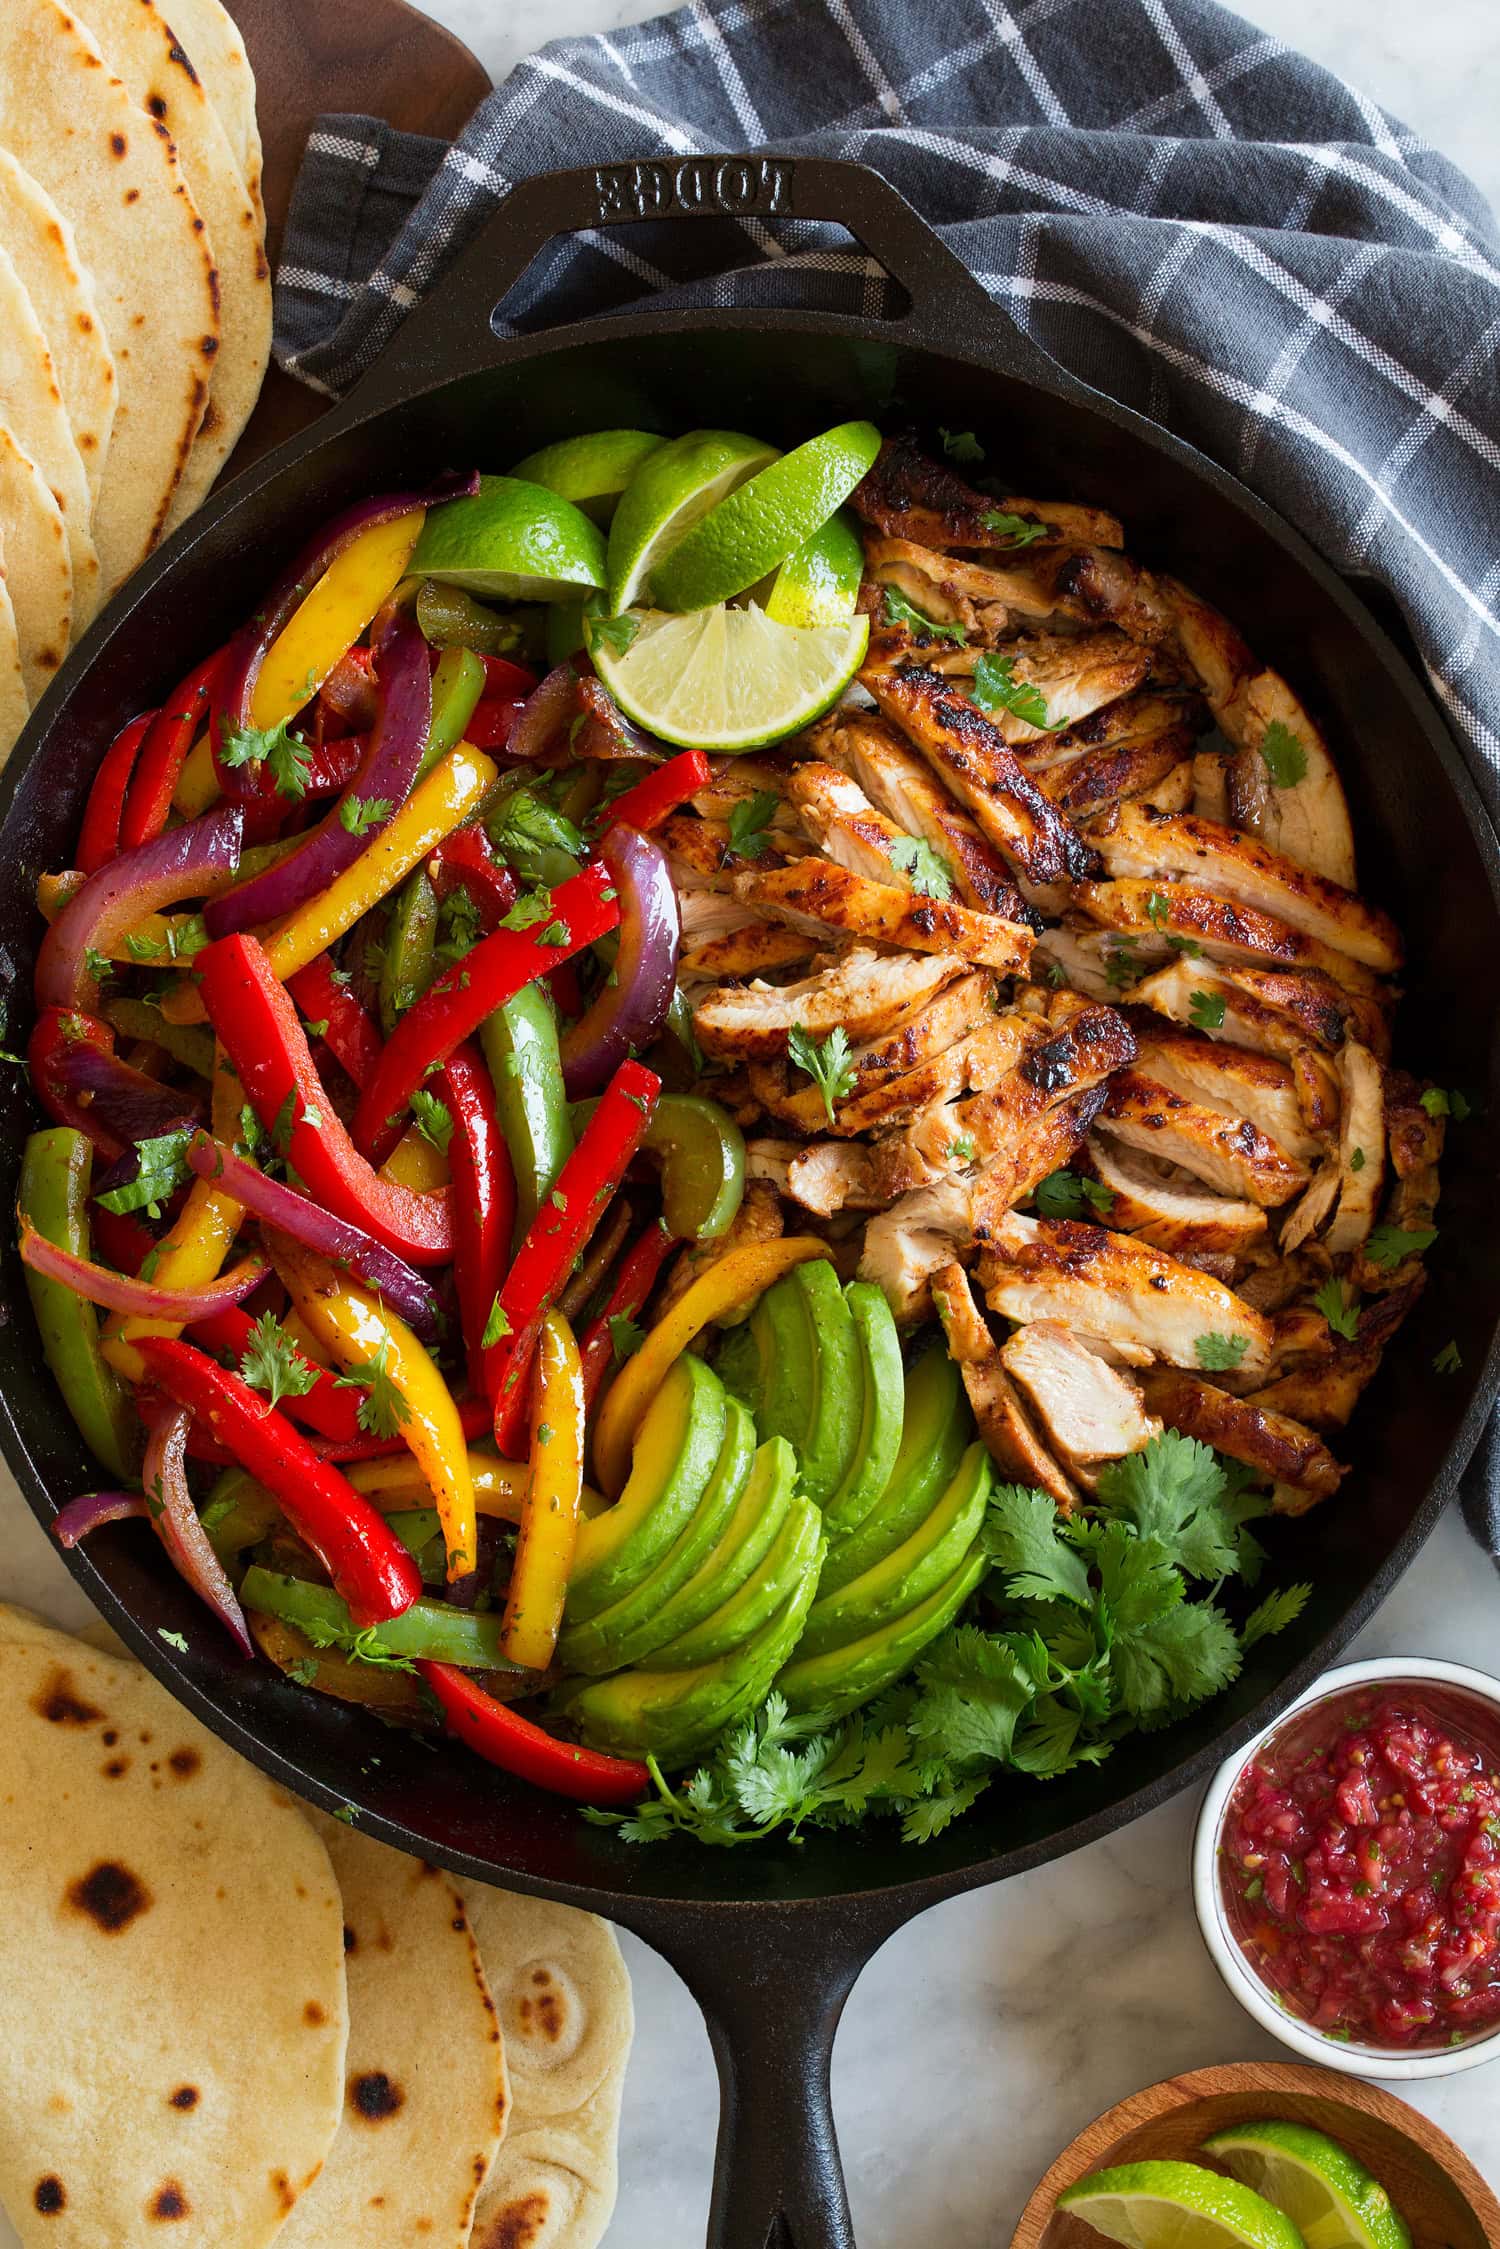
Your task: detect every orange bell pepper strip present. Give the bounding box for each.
[501,1309,584,1671]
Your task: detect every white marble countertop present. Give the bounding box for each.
[3,1,1497,2241]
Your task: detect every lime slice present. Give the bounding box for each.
[765,508,865,627]
[590,603,868,753]
[509,428,665,508]
[1056,2160,1308,2249]
[605,428,779,613]
[409,475,606,602]
[651,420,881,613]
[1203,2123,1412,2249]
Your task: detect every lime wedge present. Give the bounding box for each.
[410,475,606,602]
[590,603,868,753]
[605,428,778,613]
[765,508,865,628]
[1203,2123,1412,2249]
[1057,2160,1308,2249]
[651,420,881,613]
[509,428,665,509]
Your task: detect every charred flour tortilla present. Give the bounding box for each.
[158,0,264,215]
[461,1885,633,2249]
[0,245,99,634]
[0,422,71,706]
[0,1606,347,2247]
[0,150,116,512]
[277,1815,509,2249]
[0,0,219,593]
[0,554,28,757]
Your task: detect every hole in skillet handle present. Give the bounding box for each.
[340,153,1086,410]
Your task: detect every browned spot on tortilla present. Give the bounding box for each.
[139,1730,153,1744]
[109,132,127,156]
[202,332,219,355]
[67,1861,151,1932]
[33,2176,65,2215]
[519,1969,565,2042]
[125,188,140,204]
[147,93,167,118]
[168,2085,198,2110]
[342,1924,357,1953]
[101,1728,118,1745]
[103,1758,128,1779]
[33,1667,103,1727]
[270,2170,294,2213]
[350,2071,403,2122]
[476,2192,552,2248]
[167,1747,200,1780]
[452,1915,465,1932]
[149,2180,188,2221]
[303,2001,325,2027]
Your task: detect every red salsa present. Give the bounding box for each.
[1219,1683,1500,2050]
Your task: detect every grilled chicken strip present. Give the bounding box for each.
[1031,918,1157,1000]
[1089,804,1399,971]
[977,1210,1275,1375]
[1072,877,1389,1002]
[680,920,818,982]
[812,708,1035,920]
[1135,1366,1343,1510]
[690,757,804,838]
[1323,1043,1386,1256]
[1086,1136,1269,1260]
[1127,1022,1325,1167]
[693,946,968,1062]
[734,857,1034,973]
[861,1179,979,1323]
[850,433,1124,552]
[1097,1068,1308,1206]
[868,667,1098,908]
[1000,1321,1160,1471]
[1128,958,1347,1124]
[931,1263,1082,1511]
[747,969,996,1135]
[935,631,1154,741]
[1246,1280,1421,1430]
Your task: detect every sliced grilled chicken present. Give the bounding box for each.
[1127,1022,1325,1166]
[867,667,1097,908]
[659,813,743,884]
[1323,1044,1386,1256]
[1000,1321,1160,1468]
[680,920,819,982]
[693,946,968,1062]
[850,434,1123,551]
[1089,804,1400,971]
[1135,1367,1343,1509]
[1072,877,1388,1002]
[744,1139,797,1194]
[977,1210,1275,1374]
[655,1181,784,1323]
[1354,1070,1444,1295]
[860,1179,977,1323]
[1129,958,1349,1121]
[784,1141,883,1218]
[861,535,1091,629]
[813,708,1035,920]
[1030,740,1193,821]
[934,631,1154,742]
[1219,672,1356,891]
[931,1263,1082,1511]
[1098,1068,1308,1206]
[1087,1135,1269,1260]
[1192,750,1230,823]
[788,760,963,893]
[1279,1158,1343,1255]
[875,1060,1116,1204]
[1246,1281,1421,1430]
[690,756,804,836]
[734,857,1034,973]
[892,996,1133,1181]
[745,968,995,1134]
[1031,919,1161,1001]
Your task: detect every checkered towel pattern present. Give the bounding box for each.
[275,0,1500,1558]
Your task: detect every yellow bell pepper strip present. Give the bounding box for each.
[380,1128,449,1192]
[591,1238,834,1498]
[502,1309,584,1670]
[250,511,425,730]
[274,1243,477,1584]
[103,998,216,1080]
[173,730,221,818]
[348,1448,528,1520]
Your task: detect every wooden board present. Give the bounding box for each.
[1009,2061,1500,2249]
[223,0,490,472]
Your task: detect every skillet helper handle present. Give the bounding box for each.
[347,152,1008,403]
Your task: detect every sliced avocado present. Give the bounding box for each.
[818,1342,971,1597]
[651,1494,824,1671]
[751,1260,861,1508]
[778,1541,987,1721]
[822,1281,904,1535]
[598,1435,797,1671]
[558,1396,756,1674]
[795,1442,991,1660]
[566,1355,726,1624]
[560,1552,824,1766]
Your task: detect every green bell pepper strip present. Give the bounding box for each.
[19,1128,139,1480]
[383,1508,447,1582]
[480,983,575,1241]
[239,1564,515,1669]
[414,584,531,664]
[199,1469,282,1568]
[570,1091,745,1240]
[104,997,217,1080]
[379,865,440,1035]
[415,644,486,781]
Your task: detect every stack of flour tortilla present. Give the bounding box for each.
[0,1606,633,2249]
[0,0,272,763]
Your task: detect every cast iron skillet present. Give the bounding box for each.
[2,159,1498,2247]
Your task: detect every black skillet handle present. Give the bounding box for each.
[345,152,1045,406]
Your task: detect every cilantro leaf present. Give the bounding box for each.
[238,1311,320,1412]
[970,651,1064,732]
[334,1336,410,1438]
[1145,889,1171,929]
[1032,1168,1114,1221]
[980,509,1047,546]
[787,1024,856,1125]
[1259,720,1308,788]
[481,1296,511,1349]
[96,1127,194,1219]
[939,427,985,463]
[908,1627,1038,1766]
[588,612,639,660]
[486,788,585,863]
[1195,1331,1250,1371]
[339,795,394,836]
[1112,1599,1241,1717]
[1241,1583,1312,1650]
[887,834,955,899]
[609,1313,645,1364]
[1105,939,1140,991]
[881,585,967,648]
[409,1088,452,1154]
[726,790,779,862]
[982,1486,1091,1606]
[218,713,314,799]
[499,885,556,932]
[1366,1223,1437,1271]
[158,1628,189,1653]
[1313,1276,1361,1341]
[1433,1339,1462,1374]
[1188,987,1226,1031]
[1094,1430,1268,1584]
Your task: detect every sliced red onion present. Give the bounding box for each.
[573,676,663,763]
[20,1223,267,1319]
[320,647,379,730]
[560,823,680,1097]
[143,1406,254,1655]
[184,1132,440,1339]
[35,803,244,1012]
[203,605,433,937]
[212,473,479,809]
[506,661,581,764]
[42,1036,204,1159]
[54,1489,150,1548]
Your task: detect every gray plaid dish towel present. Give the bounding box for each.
[275,0,1500,1561]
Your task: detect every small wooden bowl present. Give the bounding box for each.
[1010,2062,1500,2249]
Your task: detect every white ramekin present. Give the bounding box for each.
[1192,1656,1500,2079]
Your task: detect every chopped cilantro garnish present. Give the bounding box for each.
[887,834,955,899]
[1259,720,1308,788]
[970,650,1065,733]
[787,1024,857,1125]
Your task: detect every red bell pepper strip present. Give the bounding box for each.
[119,651,226,850]
[601,750,711,835]
[417,1659,650,1805]
[187,1305,364,1442]
[77,712,154,874]
[351,862,620,1166]
[312,1394,491,1463]
[89,1203,157,1277]
[578,1219,679,1410]
[476,654,537,700]
[462,698,529,753]
[439,1041,515,1397]
[297,730,367,798]
[490,1059,660,1456]
[426,824,517,930]
[133,1335,422,1626]
[197,932,454,1268]
[287,956,381,1090]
